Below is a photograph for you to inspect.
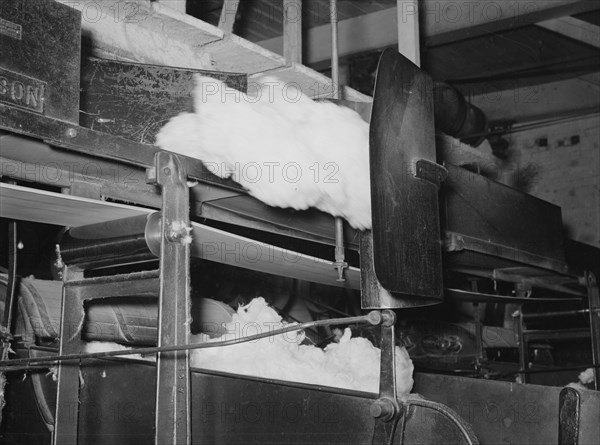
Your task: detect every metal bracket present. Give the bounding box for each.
[371,310,402,445]
[416,160,448,189]
[147,151,191,445]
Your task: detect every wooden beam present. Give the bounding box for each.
[283,0,302,63]
[468,75,600,123]
[157,0,185,14]
[258,0,600,64]
[57,0,222,69]
[537,16,600,48]
[397,0,420,65]
[259,8,398,67]
[219,0,240,34]
[425,0,600,47]
[56,1,369,100]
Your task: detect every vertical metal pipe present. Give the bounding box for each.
[330,0,339,100]
[330,0,347,281]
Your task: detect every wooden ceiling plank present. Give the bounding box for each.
[537,16,600,48]
[258,1,599,65]
[467,76,600,123]
[259,8,398,66]
[425,0,600,48]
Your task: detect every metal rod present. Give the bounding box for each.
[0,312,382,372]
[523,309,592,320]
[498,363,600,377]
[329,0,347,282]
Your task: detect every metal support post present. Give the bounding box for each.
[147,152,192,444]
[583,272,600,390]
[53,267,85,445]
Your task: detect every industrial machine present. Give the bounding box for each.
[1,1,599,444]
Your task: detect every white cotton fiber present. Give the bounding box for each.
[156,76,372,230]
[578,368,595,385]
[190,297,414,398]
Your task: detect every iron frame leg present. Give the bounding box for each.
[148,152,192,445]
[53,268,85,445]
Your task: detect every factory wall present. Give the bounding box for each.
[507,114,600,248]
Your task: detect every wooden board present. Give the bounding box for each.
[80,57,247,145]
[0,183,359,289]
[55,0,372,101]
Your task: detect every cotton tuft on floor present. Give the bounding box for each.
[156,76,372,230]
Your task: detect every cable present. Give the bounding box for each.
[405,395,480,445]
[0,311,382,372]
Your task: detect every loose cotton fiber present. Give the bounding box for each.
[156,76,372,230]
[190,298,414,398]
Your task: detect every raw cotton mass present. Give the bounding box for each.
[85,297,414,398]
[156,75,372,230]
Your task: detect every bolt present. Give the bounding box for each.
[163,167,171,176]
[166,221,192,245]
[370,398,396,421]
[381,310,396,327]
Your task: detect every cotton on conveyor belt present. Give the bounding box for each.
[85,298,414,399]
[156,75,372,230]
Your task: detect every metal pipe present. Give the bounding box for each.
[330,0,339,100]
[523,309,593,320]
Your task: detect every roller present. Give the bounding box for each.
[57,212,162,270]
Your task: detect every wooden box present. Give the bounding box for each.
[0,0,81,124]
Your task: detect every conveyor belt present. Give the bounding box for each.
[0,182,360,289]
